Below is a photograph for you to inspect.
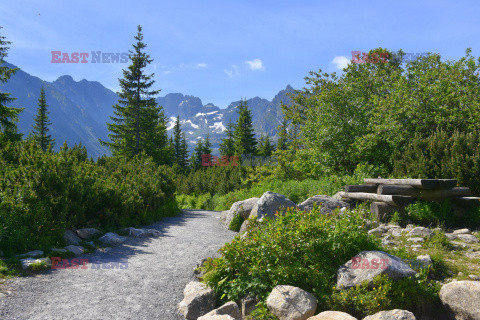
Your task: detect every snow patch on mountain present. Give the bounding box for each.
[209,122,226,133]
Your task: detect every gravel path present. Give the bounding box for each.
[0,210,236,320]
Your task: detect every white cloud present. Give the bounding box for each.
[332,56,350,70]
[245,58,264,71]
[196,63,207,69]
[224,64,239,77]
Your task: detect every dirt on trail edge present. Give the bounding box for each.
[0,210,236,320]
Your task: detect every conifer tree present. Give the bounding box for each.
[190,139,204,170]
[0,27,23,143]
[219,121,235,157]
[202,133,212,156]
[233,99,256,157]
[258,134,275,157]
[100,25,170,164]
[32,87,54,151]
[172,116,189,169]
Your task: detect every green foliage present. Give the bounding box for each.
[234,99,257,157]
[284,48,480,175]
[405,200,453,227]
[394,129,480,196]
[0,141,179,256]
[172,115,189,170]
[202,207,380,309]
[246,302,279,320]
[257,134,275,157]
[31,87,54,151]
[100,25,171,165]
[219,121,235,157]
[228,213,244,232]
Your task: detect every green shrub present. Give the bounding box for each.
[0,141,179,256]
[394,129,480,196]
[202,207,380,309]
[228,214,244,232]
[405,200,453,227]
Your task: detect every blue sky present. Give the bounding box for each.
[1,0,479,108]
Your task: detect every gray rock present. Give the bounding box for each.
[63,230,82,245]
[200,301,241,319]
[391,229,404,237]
[239,220,250,234]
[362,309,416,320]
[298,195,350,214]
[468,275,480,280]
[445,233,457,240]
[17,250,44,258]
[440,280,480,320]
[453,228,471,235]
[407,237,425,243]
[64,245,85,256]
[368,227,388,237]
[241,294,259,317]
[198,316,235,320]
[266,285,317,320]
[76,228,102,239]
[337,251,416,289]
[122,227,161,238]
[456,234,479,243]
[178,281,216,319]
[416,254,433,269]
[98,232,126,246]
[249,192,296,221]
[408,227,434,238]
[308,311,357,319]
[229,198,260,220]
[20,257,51,270]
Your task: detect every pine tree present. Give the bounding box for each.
[0,27,23,143]
[219,121,235,157]
[190,139,204,170]
[233,99,257,157]
[258,134,275,157]
[172,116,189,169]
[100,25,170,164]
[179,132,189,168]
[202,133,212,156]
[276,116,289,151]
[31,87,54,151]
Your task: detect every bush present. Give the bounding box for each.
[0,141,179,256]
[228,214,244,232]
[394,129,480,196]
[202,207,380,309]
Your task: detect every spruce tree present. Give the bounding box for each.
[0,27,23,143]
[190,139,204,170]
[219,121,235,157]
[202,133,212,155]
[100,25,170,164]
[258,134,275,157]
[233,99,257,157]
[179,132,189,168]
[32,87,54,151]
[172,116,189,169]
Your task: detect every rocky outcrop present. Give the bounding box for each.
[249,192,296,221]
[266,285,317,320]
[298,195,351,214]
[64,230,82,245]
[76,228,102,240]
[308,311,357,319]
[178,281,216,319]
[199,301,241,319]
[362,309,416,320]
[408,227,434,239]
[440,280,480,320]
[20,257,51,270]
[337,251,416,289]
[98,232,126,246]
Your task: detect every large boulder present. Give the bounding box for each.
[362,309,416,320]
[99,232,126,247]
[76,228,103,240]
[64,230,82,245]
[407,227,434,239]
[250,192,296,221]
[224,198,260,227]
[266,285,317,320]
[199,301,241,320]
[439,280,480,320]
[308,311,357,319]
[178,281,216,319]
[337,251,416,289]
[298,195,351,214]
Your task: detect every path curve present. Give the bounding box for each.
[0,210,236,320]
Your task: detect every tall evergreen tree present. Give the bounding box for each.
[31,87,54,151]
[257,134,275,157]
[276,116,289,151]
[0,27,23,143]
[233,99,257,157]
[190,139,204,170]
[219,121,235,157]
[100,25,170,164]
[202,133,212,155]
[172,116,189,169]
